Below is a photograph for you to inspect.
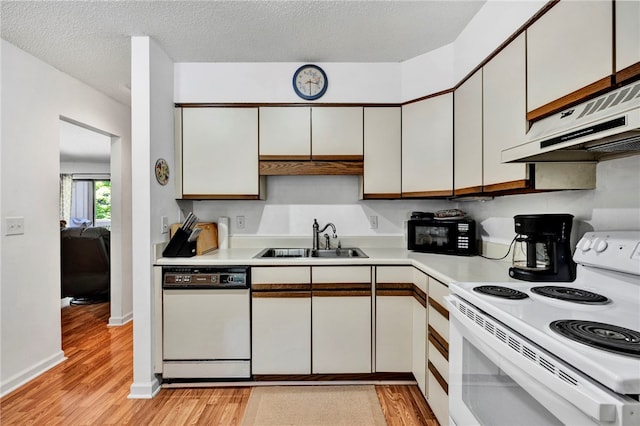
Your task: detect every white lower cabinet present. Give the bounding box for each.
[312,266,372,374]
[375,266,414,372]
[251,267,311,375]
[412,268,428,396]
[427,277,450,426]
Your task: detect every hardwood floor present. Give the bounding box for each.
[1,302,437,425]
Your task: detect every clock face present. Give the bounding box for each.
[293,64,328,100]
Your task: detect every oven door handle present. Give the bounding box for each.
[447,296,619,423]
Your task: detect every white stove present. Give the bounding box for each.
[448,231,640,426]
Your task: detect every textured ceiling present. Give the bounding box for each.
[1,0,486,107]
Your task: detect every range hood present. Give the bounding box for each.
[503,81,640,162]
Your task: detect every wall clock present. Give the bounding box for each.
[292,64,328,100]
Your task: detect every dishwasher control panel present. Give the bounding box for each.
[162,266,249,289]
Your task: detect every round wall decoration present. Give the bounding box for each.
[155,158,169,185]
[292,64,328,100]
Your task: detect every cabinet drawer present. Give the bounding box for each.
[428,341,449,383]
[428,278,449,307]
[428,305,449,343]
[413,268,428,293]
[312,266,371,283]
[428,367,449,426]
[376,266,413,283]
[252,267,310,284]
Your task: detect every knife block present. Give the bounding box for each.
[162,227,197,257]
[170,222,218,255]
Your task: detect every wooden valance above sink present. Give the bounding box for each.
[259,155,364,176]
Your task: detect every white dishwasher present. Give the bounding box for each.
[162,266,251,381]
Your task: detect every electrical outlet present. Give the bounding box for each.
[161,216,169,234]
[236,215,245,229]
[369,215,378,229]
[5,217,25,235]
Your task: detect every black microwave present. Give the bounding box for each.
[407,218,477,256]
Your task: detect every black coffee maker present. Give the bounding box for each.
[509,214,576,282]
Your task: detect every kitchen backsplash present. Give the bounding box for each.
[188,155,640,247]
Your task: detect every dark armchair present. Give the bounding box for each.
[61,227,110,304]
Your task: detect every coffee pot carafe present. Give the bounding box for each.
[509,214,576,282]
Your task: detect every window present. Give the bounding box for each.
[70,179,111,229]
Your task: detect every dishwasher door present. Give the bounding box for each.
[162,288,250,379]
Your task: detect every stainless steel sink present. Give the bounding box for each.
[255,247,367,259]
[309,248,368,258]
[255,248,310,258]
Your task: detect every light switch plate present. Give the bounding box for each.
[236,216,245,229]
[369,215,378,229]
[5,217,25,235]
[161,216,169,234]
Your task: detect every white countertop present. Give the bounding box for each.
[155,247,516,286]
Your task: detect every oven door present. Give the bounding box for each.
[447,296,636,426]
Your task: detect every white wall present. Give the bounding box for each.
[130,36,177,399]
[60,161,110,175]
[0,39,132,396]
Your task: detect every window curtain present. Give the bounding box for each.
[59,174,73,224]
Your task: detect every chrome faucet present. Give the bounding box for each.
[312,218,337,250]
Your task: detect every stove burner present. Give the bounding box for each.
[550,320,640,358]
[473,285,528,300]
[531,286,609,304]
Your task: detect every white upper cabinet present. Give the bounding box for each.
[362,107,401,198]
[179,107,260,198]
[401,93,454,197]
[311,107,363,159]
[259,107,311,159]
[616,0,640,83]
[483,33,529,189]
[454,70,483,195]
[527,0,613,119]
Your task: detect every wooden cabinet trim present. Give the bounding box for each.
[376,282,413,297]
[259,160,364,176]
[428,328,449,361]
[181,194,260,200]
[482,179,530,193]
[428,361,449,394]
[311,155,364,162]
[616,62,640,85]
[428,297,450,320]
[312,282,372,297]
[453,186,484,197]
[362,193,402,200]
[526,76,614,122]
[259,155,311,161]
[402,189,453,198]
[252,283,311,291]
[413,285,427,308]
[252,291,311,298]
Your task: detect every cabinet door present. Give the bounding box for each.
[311,107,363,159]
[427,277,450,424]
[454,70,483,195]
[181,107,259,197]
[259,107,311,159]
[402,93,453,197]
[312,266,371,374]
[483,33,529,190]
[412,268,428,396]
[362,107,401,198]
[375,266,413,372]
[527,0,613,120]
[616,0,640,83]
[251,267,311,374]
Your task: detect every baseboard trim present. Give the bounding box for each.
[108,310,133,326]
[128,377,162,399]
[1,350,66,397]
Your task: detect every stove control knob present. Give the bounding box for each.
[577,238,592,252]
[593,238,608,253]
